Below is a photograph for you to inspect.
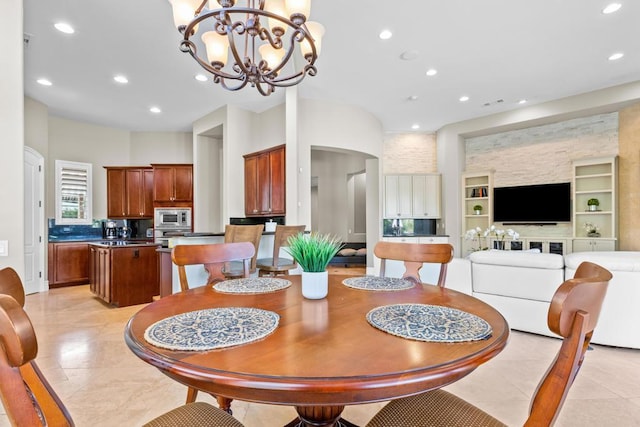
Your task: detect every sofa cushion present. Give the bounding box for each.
[469,249,564,269]
[564,251,640,272]
[337,248,357,257]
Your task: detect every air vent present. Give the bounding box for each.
[483,99,505,107]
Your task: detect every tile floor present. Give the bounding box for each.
[2,276,640,427]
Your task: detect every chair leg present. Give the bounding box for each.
[186,387,198,404]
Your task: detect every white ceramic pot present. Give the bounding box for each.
[301,270,328,299]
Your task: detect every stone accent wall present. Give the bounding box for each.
[383,133,437,174]
[465,113,619,239]
[619,103,640,250]
[466,113,618,187]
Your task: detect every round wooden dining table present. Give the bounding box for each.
[125,274,510,427]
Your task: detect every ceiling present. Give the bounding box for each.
[23,0,640,133]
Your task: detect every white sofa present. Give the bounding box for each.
[468,250,565,338]
[467,249,640,349]
[565,252,640,349]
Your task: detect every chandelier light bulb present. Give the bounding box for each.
[167,0,202,29]
[266,0,287,33]
[259,43,286,69]
[285,0,311,20]
[201,31,230,66]
[300,21,325,57]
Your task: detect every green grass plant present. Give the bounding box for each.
[286,232,343,272]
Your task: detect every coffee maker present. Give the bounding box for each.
[103,220,118,239]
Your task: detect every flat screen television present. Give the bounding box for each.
[493,182,571,223]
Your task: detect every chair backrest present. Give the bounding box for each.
[0,294,74,426]
[171,242,255,292]
[373,242,454,287]
[525,261,612,427]
[270,225,306,266]
[0,267,26,307]
[224,224,264,272]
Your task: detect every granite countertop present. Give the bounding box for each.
[182,231,276,237]
[89,240,160,248]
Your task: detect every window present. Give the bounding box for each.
[55,160,92,224]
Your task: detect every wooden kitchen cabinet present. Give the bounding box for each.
[48,242,90,287]
[151,164,193,205]
[105,167,154,218]
[89,244,159,307]
[244,145,285,217]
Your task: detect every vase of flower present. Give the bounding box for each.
[286,232,343,300]
[493,240,506,250]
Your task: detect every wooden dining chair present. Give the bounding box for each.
[222,224,264,278]
[0,266,25,307]
[0,294,245,427]
[365,261,612,427]
[172,242,255,292]
[374,241,454,287]
[256,225,306,277]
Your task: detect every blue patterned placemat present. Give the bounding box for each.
[342,276,415,291]
[144,307,279,351]
[213,277,291,294]
[366,304,492,343]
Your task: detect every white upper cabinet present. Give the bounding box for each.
[412,174,441,218]
[384,174,441,219]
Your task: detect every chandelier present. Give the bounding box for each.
[167,0,324,96]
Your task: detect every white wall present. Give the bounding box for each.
[130,132,192,164]
[0,0,24,273]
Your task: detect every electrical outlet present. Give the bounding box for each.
[0,240,8,257]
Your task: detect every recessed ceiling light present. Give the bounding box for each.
[518,99,527,104]
[426,68,438,77]
[113,75,129,84]
[195,74,208,82]
[411,124,420,130]
[54,22,74,34]
[608,52,624,61]
[379,29,392,40]
[459,95,470,102]
[408,95,418,101]
[602,3,622,14]
[149,107,162,114]
[37,78,52,86]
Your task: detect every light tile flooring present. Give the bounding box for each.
[2,272,640,427]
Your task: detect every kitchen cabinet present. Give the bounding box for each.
[105,167,154,218]
[384,174,441,219]
[571,238,616,253]
[151,164,193,206]
[244,145,285,217]
[48,242,90,287]
[384,175,413,218]
[412,175,441,218]
[89,244,159,307]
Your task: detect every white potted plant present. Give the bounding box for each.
[473,204,483,215]
[286,232,343,299]
[587,198,600,211]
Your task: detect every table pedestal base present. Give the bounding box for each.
[284,406,359,427]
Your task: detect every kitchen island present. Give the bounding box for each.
[89,241,160,307]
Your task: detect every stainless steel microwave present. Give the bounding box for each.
[154,208,191,229]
